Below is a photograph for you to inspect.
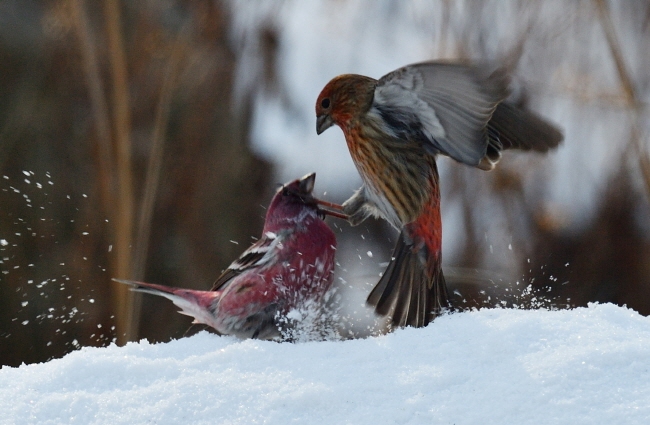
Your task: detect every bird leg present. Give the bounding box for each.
[314,198,350,221]
[340,188,374,226]
[320,208,349,221]
[314,197,349,220]
[315,198,344,211]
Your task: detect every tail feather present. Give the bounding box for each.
[406,267,428,326]
[431,270,449,315]
[367,236,408,317]
[389,261,413,329]
[366,231,450,328]
[113,279,221,328]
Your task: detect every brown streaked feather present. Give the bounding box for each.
[349,124,433,226]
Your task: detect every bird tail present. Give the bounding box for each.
[113,279,221,328]
[480,102,564,170]
[366,230,450,328]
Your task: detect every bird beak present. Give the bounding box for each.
[296,172,348,221]
[316,114,334,135]
[298,172,316,194]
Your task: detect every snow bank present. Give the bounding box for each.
[2,303,649,424]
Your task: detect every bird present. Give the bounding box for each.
[315,60,563,329]
[114,172,341,340]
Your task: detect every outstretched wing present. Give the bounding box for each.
[210,230,289,291]
[371,61,510,167]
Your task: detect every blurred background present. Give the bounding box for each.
[1,0,649,367]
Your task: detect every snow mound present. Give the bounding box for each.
[2,303,650,424]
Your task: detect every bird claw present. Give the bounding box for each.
[346,210,370,226]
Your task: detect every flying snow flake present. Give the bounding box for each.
[0,239,7,246]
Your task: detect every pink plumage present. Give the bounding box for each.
[115,173,338,340]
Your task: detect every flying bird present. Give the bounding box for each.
[315,61,563,329]
[115,173,341,340]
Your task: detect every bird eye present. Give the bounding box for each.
[320,98,330,109]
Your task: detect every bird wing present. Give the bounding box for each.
[372,61,510,166]
[210,230,290,291]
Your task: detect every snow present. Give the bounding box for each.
[2,303,649,425]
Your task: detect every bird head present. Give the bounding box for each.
[264,173,335,230]
[316,74,377,135]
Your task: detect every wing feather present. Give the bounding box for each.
[210,230,289,291]
[373,61,510,166]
